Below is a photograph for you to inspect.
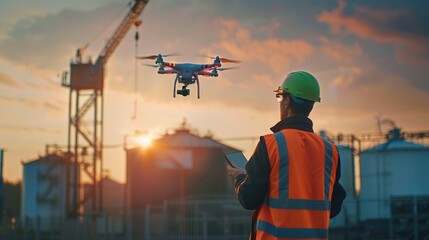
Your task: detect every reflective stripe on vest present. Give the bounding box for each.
[257,220,328,239]
[256,130,338,240]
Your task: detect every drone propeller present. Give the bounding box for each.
[219,58,241,63]
[136,55,158,60]
[216,67,239,71]
[197,54,241,63]
[136,52,181,60]
[142,63,159,68]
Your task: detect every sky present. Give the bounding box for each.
[1,0,428,183]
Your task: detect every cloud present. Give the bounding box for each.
[0,2,137,94]
[0,124,62,134]
[316,38,364,93]
[0,95,38,107]
[43,101,65,113]
[258,20,282,36]
[251,74,275,86]
[319,37,362,65]
[209,19,315,74]
[316,0,429,93]
[0,71,22,88]
[0,2,46,41]
[313,63,429,134]
[317,0,429,66]
[0,94,66,116]
[0,2,125,71]
[192,19,317,111]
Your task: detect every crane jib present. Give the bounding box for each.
[97,0,148,65]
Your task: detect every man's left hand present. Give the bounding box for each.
[227,165,246,181]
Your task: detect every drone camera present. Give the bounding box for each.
[177,89,190,97]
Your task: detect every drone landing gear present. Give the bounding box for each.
[196,76,200,99]
[173,75,179,98]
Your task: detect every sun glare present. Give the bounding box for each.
[136,135,153,147]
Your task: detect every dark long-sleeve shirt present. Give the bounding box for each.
[235,116,346,218]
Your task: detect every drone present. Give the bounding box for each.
[137,53,240,98]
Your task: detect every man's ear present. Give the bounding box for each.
[283,95,290,108]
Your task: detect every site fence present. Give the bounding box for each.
[133,195,252,240]
[1,195,428,240]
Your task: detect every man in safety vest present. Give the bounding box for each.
[227,71,346,240]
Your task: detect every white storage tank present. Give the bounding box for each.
[359,129,429,221]
[22,153,79,231]
[330,144,358,227]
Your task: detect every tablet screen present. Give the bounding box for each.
[225,152,248,169]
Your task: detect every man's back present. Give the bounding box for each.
[256,129,338,239]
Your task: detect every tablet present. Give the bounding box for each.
[225,151,248,169]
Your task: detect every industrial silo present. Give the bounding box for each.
[125,126,241,239]
[359,129,429,238]
[330,144,358,228]
[22,153,79,231]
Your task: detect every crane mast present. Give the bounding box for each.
[61,0,149,219]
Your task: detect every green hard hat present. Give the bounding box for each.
[275,71,321,102]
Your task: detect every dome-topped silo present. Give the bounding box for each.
[359,128,429,223]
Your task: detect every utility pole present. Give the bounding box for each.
[0,149,4,227]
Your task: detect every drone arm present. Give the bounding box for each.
[198,71,217,77]
[164,62,176,68]
[201,63,220,70]
[158,69,177,74]
[155,60,177,68]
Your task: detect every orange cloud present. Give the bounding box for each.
[319,37,362,65]
[0,71,22,88]
[210,19,315,74]
[317,0,429,65]
[251,74,275,86]
[258,19,282,36]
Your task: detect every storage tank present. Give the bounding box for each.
[127,128,240,209]
[330,144,358,227]
[22,154,79,231]
[126,127,240,239]
[359,129,429,221]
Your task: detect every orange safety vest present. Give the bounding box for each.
[255,129,339,240]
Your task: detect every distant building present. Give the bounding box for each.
[83,176,125,215]
[22,152,126,235]
[21,153,78,231]
[83,176,125,235]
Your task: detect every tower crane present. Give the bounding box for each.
[61,0,149,218]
